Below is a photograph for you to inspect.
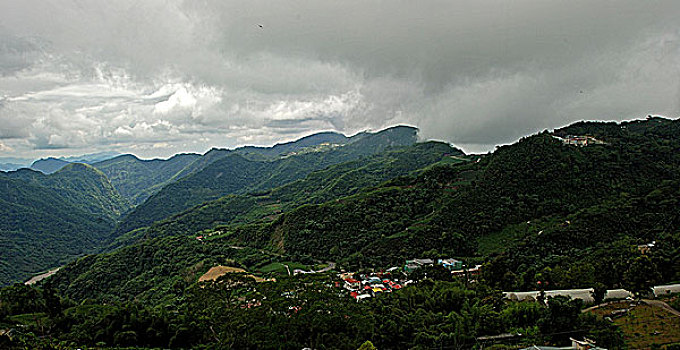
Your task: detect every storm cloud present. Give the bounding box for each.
[0,0,678,158]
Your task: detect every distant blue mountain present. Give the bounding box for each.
[59,151,121,163]
[0,157,32,171]
[30,152,121,174]
[30,158,71,174]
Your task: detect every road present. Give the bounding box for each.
[504,283,680,303]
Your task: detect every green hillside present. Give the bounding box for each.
[94,131,351,206]
[114,126,418,235]
[0,164,129,285]
[124,141,462,244]
[4,118,679,350]
[44,117,680,304]
[92,153,201,205]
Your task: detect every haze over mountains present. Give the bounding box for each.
[0,152,122,173]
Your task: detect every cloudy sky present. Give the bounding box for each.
[1,1,679,159]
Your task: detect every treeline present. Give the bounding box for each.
[1,276,624,349]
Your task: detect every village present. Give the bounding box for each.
[336,258,482,301]
[552,134,606,146]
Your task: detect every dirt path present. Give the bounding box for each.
[643,299,680,317]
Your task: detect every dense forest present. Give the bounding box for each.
[0,164,129,285]
[1,118,680,349]
[0,126,422,286]
[0,275,624,349]
[113,126,419,235]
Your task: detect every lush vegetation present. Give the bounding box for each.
[93,153,201,205]
[43,117,680,302]
[114,126,419,235]
[136,141,461,242]
[0,164,129,285]
[92,131,352,206]
[2,117,680,348]
[2,276,624,349]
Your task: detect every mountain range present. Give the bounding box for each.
[0,152,122,173]
[1,117,679,349]
[0,126,432,285]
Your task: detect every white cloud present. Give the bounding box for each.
[0,1,678,158]
[0,141,12,152]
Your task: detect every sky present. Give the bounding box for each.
[0,1,679,159]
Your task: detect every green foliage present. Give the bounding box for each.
[142,141,460,241]
[115,126,420,235]
[623,255,662,298]
[4,278,622,349]
[357,340,377,350]
[93,153,201,205]
[44,235,275,305]
[0,164,129,286]
[5,117,680,349]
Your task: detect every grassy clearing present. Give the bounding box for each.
[588,301,680,349]
[198,265,272,283]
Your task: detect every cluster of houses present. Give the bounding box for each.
[339,258,482,301]
[405,258,482,278]
[339,271,411,301]
[552,135,605,147]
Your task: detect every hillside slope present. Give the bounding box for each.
[114,126,418,235]
[46,140,459,303]
[0,164,129,285]
[93,153,202,205]
[45,117,680,305]
[93,131,353,206]
[134,141,462,241]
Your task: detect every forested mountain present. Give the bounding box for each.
[45,141,460,304]
[0,164,129,285]
[234,117,680,281]
[44,117,680,306]
[119,141,462,245]
[114,126,418,235]
[29,152,121,174]
[0,126,418,287]
[92,153,202,205]
[6,164,130,221]
[90,131,357,206]
[3,117,679,349]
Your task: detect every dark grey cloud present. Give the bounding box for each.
[0,0,678,158]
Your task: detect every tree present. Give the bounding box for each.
[591,282,607,305]
[623,256,662,298]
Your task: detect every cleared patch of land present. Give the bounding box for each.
[587,300,680,349]
[24,267,60,285]
[198,265,269,283]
